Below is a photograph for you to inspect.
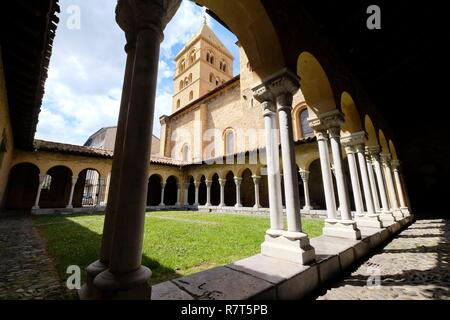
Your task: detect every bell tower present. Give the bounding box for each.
[172,19,234,113]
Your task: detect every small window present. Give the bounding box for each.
[209,73,214,83]
[182,144,190,162]
[189,91,193,101]
[300,109,314,137]
[188,73,192,83]
[179,80,184,90]
[176,99,181,109]
[225,130,234,155]
[223,63,227,72]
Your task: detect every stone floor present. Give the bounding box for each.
[317,219,450,300]
[0,213,67,300]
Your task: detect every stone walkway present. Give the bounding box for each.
[0,213,67,300]
[317,219,450,300]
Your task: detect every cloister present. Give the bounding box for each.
[0,0,446,301]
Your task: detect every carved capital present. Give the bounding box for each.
[391,159,401,169]
[252,68,299,109]
[116,0,181,43]
[340,131,367,148]
[366,145,381,157]
[299,169,310,181]
[233,177,243,185]
[251,175,261,184]
[308,109,344,132]
[261,101,276,117]
[380,153,392,167]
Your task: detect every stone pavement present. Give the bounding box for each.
[317,219,450,300]
[0,213,68,300]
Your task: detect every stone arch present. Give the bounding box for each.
[6,162,40,209]
[73,168,101,207]
[379,130,390,154]
[223,127,235,155]
[224,170,236,206]
[40,165,73,208]
[186,176,196,205]
[164,175,179,206]
[147,174,162,206]
[364,115,379,147]
[210,173,220,206]
[308,158,326,210]
[341,91,362,136]
[198,175,207,205]
[240,168,255,207]
[297,52,336,117]
[196,0,285,79]
[389,140,398,160]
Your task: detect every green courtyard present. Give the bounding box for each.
[33,211,323,292]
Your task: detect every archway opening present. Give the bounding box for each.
[224,171,236,206]
[147,174,162,206]
[210,173,220,206]
[308,159,326,210]
[40,166,72,208]
[73,169,101,207]
[187,176,195,205]
[6,163,40,210]
[164,176,178,206]
[241,169,254,207]
[198,175,207,205]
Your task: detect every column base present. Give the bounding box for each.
[302,206,313,211]
[78,259,109,300]
[261,230,315,265]
[400,207,411,215]
[253,204,260,209]
[392,209,404,219]
[355,214,383,228]
[379,211,397,227]
[322,219,362,240]
[90,266,152,300]
[235,204,243,208]
[66,205,74,209]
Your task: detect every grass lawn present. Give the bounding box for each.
[34,211,323,293]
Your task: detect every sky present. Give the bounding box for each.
[36,0,239,145]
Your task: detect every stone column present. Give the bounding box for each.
[366,155,381,212]
[205,180,212,206]
[299,169,312,211]
[392,160,410,215]
[257,101,283,232]
[309,111,360,239]
[184,182,190,206]
[175,183,181,207]
[91,0,182,300]
[32,175,47,210]
[252,175,261,209]
[81,6,139,294]
[66,176,78,209]
[159,182,166,207]
[314,130,337,220]
[234,177,243,208]
[218,178,225,207]
[343,145,364,216]
[355,144,383,228]
[194,181,200,206]
[253,69,315,265]
[368,146,396,226]
[328,124,360,239]
[381,154,403,219]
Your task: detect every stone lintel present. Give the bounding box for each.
[308,109,345,132]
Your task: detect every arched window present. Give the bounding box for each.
[176,99,180,109]
[189,50,196,63]
[179,59,186,72]
[210,55,214,65]
[216,78,220,86]
[209,73,214,83]
[179,80,184,91]
[206,52,210,63]
[189,91,193,101]
[188,73,192,83]
[225,129,235,155]
[222,63,227,72]
[184,77,189,87]
[219,61,223,70]
[299,109,314,137]
[181,144,190,162]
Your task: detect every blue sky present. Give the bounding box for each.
[36,0,239,145]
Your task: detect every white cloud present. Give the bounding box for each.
[37,0,212,144]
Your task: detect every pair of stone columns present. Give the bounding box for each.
[252,69,315,265]
[299,169,312,211]
[158,182,181,207]
[341,132,383,228]
[309,110,361,239]
[81,0,182,300]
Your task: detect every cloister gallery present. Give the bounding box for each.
[0,0,447,300]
